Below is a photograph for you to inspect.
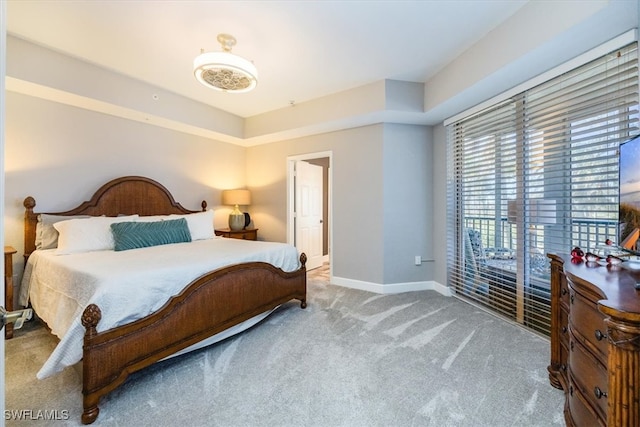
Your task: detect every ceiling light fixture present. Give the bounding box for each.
[193,33,257,93]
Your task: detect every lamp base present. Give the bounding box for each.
[229,214,245,231]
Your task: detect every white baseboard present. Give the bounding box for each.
[331,276,452,297]
[429,281,454,296]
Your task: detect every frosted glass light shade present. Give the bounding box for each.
[194,34,257,93]
[194,52,257,93]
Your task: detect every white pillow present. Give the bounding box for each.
[135,214,172,222]
[36,214,91,249]
[170,210,214,241]
[54,215,138,255]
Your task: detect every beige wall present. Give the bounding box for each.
[4,91,246,272]
[246,123,435,288]
[246,125,386,284]
[382,123,433,284]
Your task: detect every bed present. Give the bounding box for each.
[19,176,307,424]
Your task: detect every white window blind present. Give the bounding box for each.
[446,42,639,335]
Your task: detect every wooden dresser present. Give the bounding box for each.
[548,253,640,426]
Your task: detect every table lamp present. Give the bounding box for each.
[222,189,251,231]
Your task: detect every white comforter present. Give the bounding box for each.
[20,237,300,379]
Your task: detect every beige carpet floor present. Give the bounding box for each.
[5,271,564,426]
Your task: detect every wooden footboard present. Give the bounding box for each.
[80,254,307,424]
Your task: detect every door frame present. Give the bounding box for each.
[286,151,333,273]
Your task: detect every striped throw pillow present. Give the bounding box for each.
[110,218,191,251]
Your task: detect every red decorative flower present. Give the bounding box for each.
[571,247,584,259]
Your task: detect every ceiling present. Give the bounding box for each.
[6,0,528,119]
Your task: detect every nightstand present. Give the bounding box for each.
[214,228,258,241]
[4,246,17,339]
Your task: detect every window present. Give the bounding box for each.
[447,42,639,336]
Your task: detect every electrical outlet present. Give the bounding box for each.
[415,256,422,266]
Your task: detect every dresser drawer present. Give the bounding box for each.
[568,376,606,427]
[569,338,608,420]
[569,289,608,362]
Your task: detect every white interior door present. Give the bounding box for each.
[295,160,324,270]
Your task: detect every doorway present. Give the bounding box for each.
[287,151,332,272]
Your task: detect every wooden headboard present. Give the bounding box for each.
[23,176,207,259]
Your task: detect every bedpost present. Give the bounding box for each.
[81,304,101,339]
[201,201,207,212]
[23,197,37,261]
[299,253,307,309]
[299,253,307,268]
[81,304,102,424]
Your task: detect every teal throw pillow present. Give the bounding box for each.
[111,218,192,251]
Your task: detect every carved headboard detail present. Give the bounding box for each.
[23,176,207,259]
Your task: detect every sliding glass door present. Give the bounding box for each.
[447,42,639,335]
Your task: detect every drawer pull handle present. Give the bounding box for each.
[570,341,574,351]
[562,326,567,334]
[561,364,567,372]
[595,330,607,341]
[561,288,567,295]
[594,387,607,399]
[569,386,574,396]
[570,295,574,304]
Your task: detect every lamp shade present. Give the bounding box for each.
[222,189,251,206]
